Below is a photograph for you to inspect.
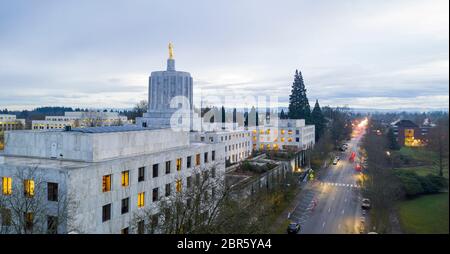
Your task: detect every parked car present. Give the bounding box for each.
[361,198,371,210]
[333,156,340,165]
[287,223,301,234]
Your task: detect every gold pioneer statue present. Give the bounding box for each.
[168,42,174,59]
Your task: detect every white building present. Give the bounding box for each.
[191,128,252,165]
[32,111,129,130]
[0,114,25,131]
[251,119,315,171]
[0,126,225,234]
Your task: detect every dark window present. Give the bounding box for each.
[296,130,300,135]
[203,170,209,180]
[121,198,129,214]
[1,208,11,226]
[204,152,208,163]
[137,220,145,234]
[186,176,192,189]
[47,216,58,234]
[212,151,216,161]
[165,161,171,174]
[24,212,33,231]
[151,214,159,228]
[212,167,216,178]
[186,198,192,209]
[165,183,171,197]
[195,173,201,186]
[47,182,58,202]
[102,204,111,222]
[121,227,129,234]
[153,164,159,178]
[138,167,145,182]
[152,188,159,202]
[187,156,192,168]
[296,137,300,142]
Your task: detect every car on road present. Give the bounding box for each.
[333,156,340,165]
[361,198,371,210]
[287,223,301,234]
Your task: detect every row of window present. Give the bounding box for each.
[220,132,250,142]
[224,141,251,152]
[252,129,300,135]
[102,170,216,223]
[0,209,58,233]
[101,151,216,193]
[1,177,59,201]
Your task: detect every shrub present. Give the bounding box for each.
[395,170,448,197]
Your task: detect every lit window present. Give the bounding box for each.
[2,177,12,195]
[288,130,293,135]
[176,158,182,171]
[196,154,201,166]
[176,179,182,193]
[266,129,270,134]
[252,130,257,134]
[121,171,129,187]
[281,137,285,142]
[260,130,264,134]
[266,144,271,150]
[102,175,111,192]
[138,192,145,208]
[24,179,35,197]
[288,138,293,142]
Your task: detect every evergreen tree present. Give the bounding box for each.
[288,70,311,123]
[311,99,327,142]
[387,127,400,150]
[232,108,237,123]
[280,109,286,119]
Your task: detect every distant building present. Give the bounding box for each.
[31,111,129,130]
[391,119,429,147]
[250,119,315,171]
[0,114,25,131]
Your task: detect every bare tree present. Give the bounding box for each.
[427,117,449,177]
[0,166,77,234]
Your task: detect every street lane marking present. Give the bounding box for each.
[328,207,331,213]
[342,209,345,214]
[322,221,326,228]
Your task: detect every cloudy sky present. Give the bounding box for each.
[0,0,448,111]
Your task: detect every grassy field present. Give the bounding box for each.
[398,193,449,234]
[399,147,438,164]
[395,166,449,179]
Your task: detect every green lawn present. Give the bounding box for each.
[398,147,438,164]
[395,166,448,179]
[398,193,449,234]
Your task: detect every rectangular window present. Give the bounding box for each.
[165,183,171,197]
[153,164,159,178]
[102,175,111,192]
[2,177,12,195]
[296,137,300,142]
[176,179,182,193]
[212,167,216,178]
[121,227,129,234]
[296,130,300,135]
[1,208,11,226]
[165,161,171,174]
[187,156,192,168]
[152,188,159,202]
[137,220,145,234]
[176,158,182,171]
[151,214,159,228]
[24,212,33,231]
[204,152,208,163]
[196,154,201,166]
[138,167,145,182]
[212,151,216,161]
[121,171,129,187]
[47,216,58,234]
[47,182,58,202]
[195,173,200,186]
[24,179,35,197]
[102,204,111,222]
[186,176,192,189]
[138,192,145,208]
[121,197,129,214]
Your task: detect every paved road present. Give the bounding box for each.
[291,128,367,234]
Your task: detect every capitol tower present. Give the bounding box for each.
[137,43,194,130]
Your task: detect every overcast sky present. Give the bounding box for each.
[0,0,448,111]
